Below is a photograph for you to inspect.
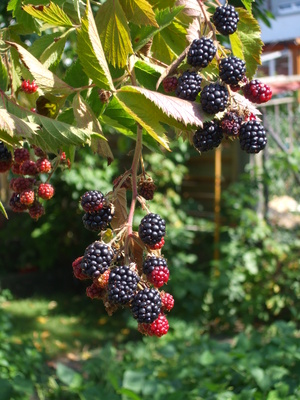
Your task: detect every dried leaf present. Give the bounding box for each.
[129,232,144,274]
[176,0,201,17]
[110,188,128,230]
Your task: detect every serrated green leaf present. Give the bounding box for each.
[95,0,133,68]
[29,32,62,59]
[230,8,263,80]
[131,6,184,52]
[6,41,74,94]
[7,0,41,34]
[151,31,176,64]
[241,0,253,12]
[160,20,187,56]
[40,29,71,70]
[134,60,162,91]
[120,0,158,27]
[77,0,114,90]
[64,59,89,89]
[0,57,8,91]
[23,2,74,28]
[0,201,8,220]
[73,94,113,163]
[0,107,38,138]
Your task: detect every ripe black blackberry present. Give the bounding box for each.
[193,121,223,152]
[213,5,239,35]
[138,213,166,246]
[200,83,229,114]
[221,112,243,137]
[131,288,162,323]
[219,56,246,85]
[239,121,267,154]
[108,265,140,305]
[82,206,114,232]
[81,241,114,278]
[143,256,167,275]
[175,71,202,101]
[187,38,217,68]
[81,190,105,213]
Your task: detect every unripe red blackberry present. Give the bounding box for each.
[149,237,165,250]
[143,313,169,337]
[86,282,106,299]
[221,112,243,137]
[72,256,89,280]
[187,38,217,68]
[81,241,114,278]
[131,288,162,323]
[29,201,45,220]
[32,145,46,158]
[11,162,21,175]
[243,79,272,104]
[9,192,28,212]
[20,189,35,206]
[80,190,105,213]
[138,213,166,246]
[0,141,12,172]
[143,256,169,288]
[193,121,223,152]
[10,177,35,193]
[108,265,140,305]
[14,148,30,164]
[160,292,174,312]
[219,56,246,85]
[239,120,267,154]
[38,183,55,200]
[162,76,178,93]
[20,160,38,176]
[36,158,52,173]
[175,71,202,101]
[82,206,114,232]
[213,5,239,35]
[200,83,229,114]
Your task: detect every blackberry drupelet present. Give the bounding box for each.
[82,206,114,232]
[239,121,267,154]
[81,190,105,213]
[81,241,114,278]
[193,121,223,152]
[138,213,166,246]
[187,38,217,68]
[213,5,239,35]
[243,79,272,104]
[108,265,140,304]
[221,112,243,137]
[175,71,202,101]
[219,56,246,85]
[200,83,229,114]
[131,288,162,323]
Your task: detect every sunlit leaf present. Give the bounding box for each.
[121,0,158,27]
[23,2,74,27]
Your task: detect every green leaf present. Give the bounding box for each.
[0,107,38,138]
[6,41,74,95]
[22,2,74,27]
[134,60,162,91]
[0,201,8,220]
[40,29,71,70]
[241,0,253,12]
[118,388,142,400]
[95,0,133,68]
[73,94,113,164]
[120,0,158,27]
[0,57,8,91]
[151,31,176,64]
[29,32,62,59]
[160,20,187,56]
[7,0,41,34]
[56,362,83,389]
[64,59,89,89]
[77,0,115,90]
[250,367,272,392]
[230,8,263,79]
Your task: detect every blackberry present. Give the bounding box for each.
[81,190,105,213]
[146,313,169,337]
[219,56,246,85]
[82,206,114,232]
[239,120,267,154]
[9,192,28,212]
[221,112,243,137]
[20,190,35,206]
[28,201,45,220]
[81,241,114,278]
[149,237,165,250]
[243,79,272,104]
[38,183,54,200]
[200,83,229,114]
[19,160,38,176]
[36,158,52,173]
[10,177,35,193]
[138,213,166,246]
[143,256,167,275]
[0,141,12,172]
[187,38,217,68]
[131,288,162,323]
[213,5,239,35]
[160,292,174,312]
[137,176,156,200]
[143,257,169,288]
[72,256,89,280]
[162,76,178,93]
[108,265,140,305]
[14,148,30,164]
[193,121,223,152]
[175,71,202,101]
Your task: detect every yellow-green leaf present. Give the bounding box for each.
[23,2,74,28]
[95,0,133,68]
[120,0,158,27]
[77,0,115,90]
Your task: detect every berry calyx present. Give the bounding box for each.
[219,56,246,86]
[239,120,267,154]
[200,83,229,114]
[213,5,239,35]
[162,76,178,93]
[38,183,55,200]
[193,121,223,152]
[187,37,217,68]
[138,213,166,246]
[175,71,202,101]
[243,79,272,104]
[80,190,105,213]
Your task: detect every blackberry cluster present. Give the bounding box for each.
[187,38,217,68]
[239,121,267,154]
[0,141,12,173]
[131,288,162,323]
[81,190,105,213]
[175,71,202,101]
[81,241,114,278]
[138,213,166,246]
[213,5,239,35]
[82,208,113,232]
[221,112,243,137]
[200,83,229,114]
[108,265,140,304]
[21,79,38,94]
[243,79,273,104]
[219,56,246,85]
[193,121,223,152]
